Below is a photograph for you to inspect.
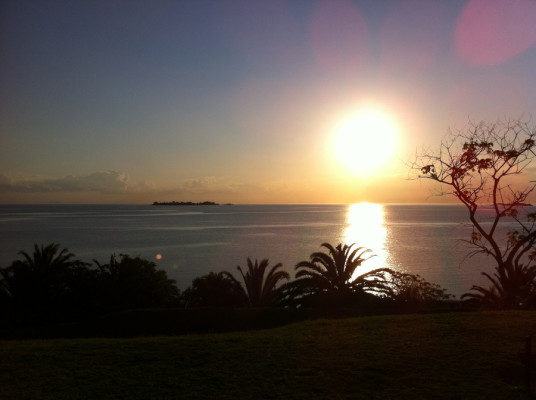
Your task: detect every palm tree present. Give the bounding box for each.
[0,243,88,313]
[461,262,536,308]
[11,243,85,277]
[293,242,391,299]
[224,258,289,307]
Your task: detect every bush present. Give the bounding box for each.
[182,272,246,308]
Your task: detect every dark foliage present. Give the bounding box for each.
[285,242,393,308]
[223,258,289,307]
[385,271,454,303]
[182,271,247,308]
[94,254,180,310]
[0,244,180,323]
[0,243,90,320]
[0,240,459,339]
[461,262,536,309]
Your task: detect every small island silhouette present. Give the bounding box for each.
[152,201,219,206]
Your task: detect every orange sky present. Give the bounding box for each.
[1,0,535,204]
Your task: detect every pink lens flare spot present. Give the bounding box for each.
[155,254,163,260]
[455,0,536,66]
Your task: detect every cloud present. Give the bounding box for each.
[0,171,150,194]
[3,171,412,204]
[167,177,264,197]
[0,171,272,204]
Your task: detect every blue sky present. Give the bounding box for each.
[1,0,535,204]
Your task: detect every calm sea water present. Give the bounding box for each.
[0,203,521,297]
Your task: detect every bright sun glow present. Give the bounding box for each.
[333,107,398,176]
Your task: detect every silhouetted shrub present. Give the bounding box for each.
[94,254,180,310]
[182,271,246,307]
[385,271,454,303]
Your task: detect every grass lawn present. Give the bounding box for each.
[2,311,536,399]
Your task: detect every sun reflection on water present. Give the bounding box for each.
[344,203,393,276]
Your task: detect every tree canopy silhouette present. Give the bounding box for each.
[0,244,181,323]
[182,271,246,308]
[94,254,180,309]
[411,118,536,308]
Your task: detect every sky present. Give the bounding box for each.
[1,0,536,204]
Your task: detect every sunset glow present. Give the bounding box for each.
[333,107,398,176]
[1,1,535,204]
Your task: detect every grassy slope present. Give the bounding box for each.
[2,311,536,399]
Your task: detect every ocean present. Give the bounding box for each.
[0,203,519,297]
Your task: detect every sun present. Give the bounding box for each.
[333,107,398,176]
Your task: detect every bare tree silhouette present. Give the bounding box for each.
[411,118,536,308]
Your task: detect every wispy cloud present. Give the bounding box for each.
[0,171,151,194]
[1,171,424,204]
[0,172,270,202]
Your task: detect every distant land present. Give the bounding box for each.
[152,201,219,206]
